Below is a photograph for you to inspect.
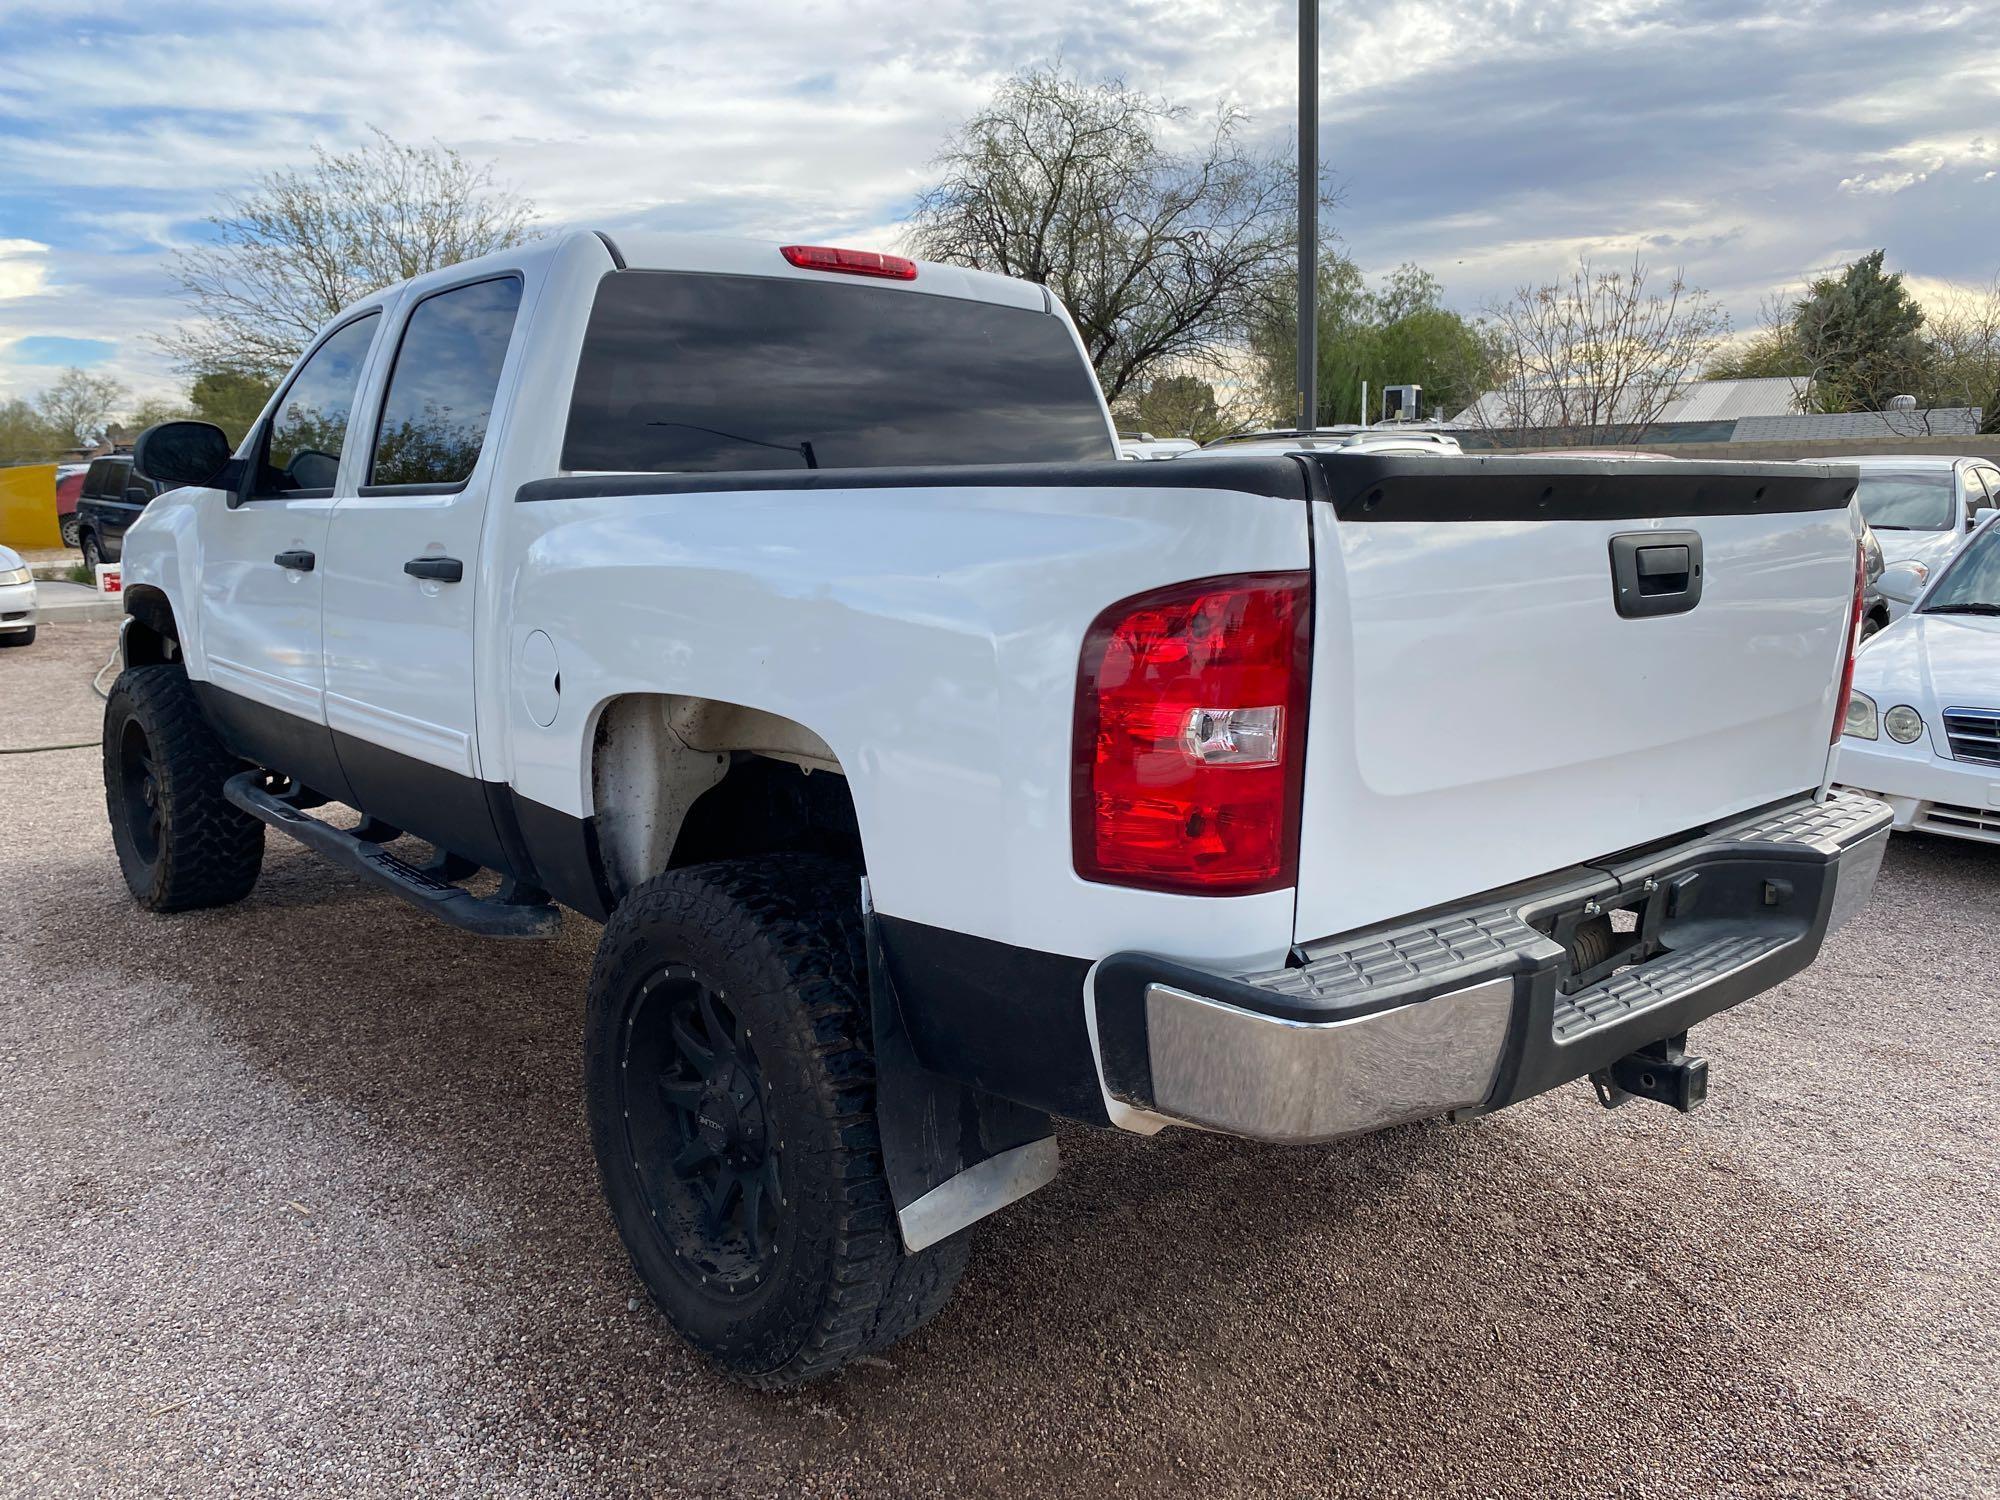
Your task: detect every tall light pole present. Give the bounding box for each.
[1297,0,1319,432]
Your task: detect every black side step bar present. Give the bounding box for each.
[224,772,561,939]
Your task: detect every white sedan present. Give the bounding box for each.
[1836,514,2000,842]
[0,543,37,647]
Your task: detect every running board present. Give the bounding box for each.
[224,772,561,939]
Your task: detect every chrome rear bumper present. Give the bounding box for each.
[1092,791,1891,1144]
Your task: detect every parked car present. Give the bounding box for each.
[109,231,1886,1388]
[1116,432,1199,460]
[0,543,38,646]
[1183,426,1464,458]
[55,462,88,548]
[1835,512,2000,841]
[73,454,162,569]
[1834,455,2000,620]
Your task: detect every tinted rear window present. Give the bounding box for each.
[561,270,1111,474]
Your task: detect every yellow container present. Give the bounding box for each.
[0,463,63,550]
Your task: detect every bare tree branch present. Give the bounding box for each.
[903,65,1297,406]
[1465,255,1728,446]
[160,128,537,377]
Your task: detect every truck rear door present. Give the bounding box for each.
[1291,455,1858,942]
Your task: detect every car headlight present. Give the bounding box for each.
[1884,704,1925,744]
[0,566,31,587]
[1843,690,1878,740]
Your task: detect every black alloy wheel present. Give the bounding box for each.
[622,964,785,1294]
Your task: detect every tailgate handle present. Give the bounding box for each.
[1610,532,1703,618]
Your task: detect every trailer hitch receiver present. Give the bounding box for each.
[1591,1032,1708,1113]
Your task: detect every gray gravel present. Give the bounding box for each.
[3,619,1996,1498]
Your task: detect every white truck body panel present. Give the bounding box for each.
[506,478,1308,970]
[1294,502,1856,939]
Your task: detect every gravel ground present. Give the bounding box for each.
[3,620,1996,1498]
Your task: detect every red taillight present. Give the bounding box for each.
[1832,540,1865,745]
[779,244,917,281]
[1074,573,1311,894]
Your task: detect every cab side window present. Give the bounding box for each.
[258,312,381,496]
[369,277,522,489]
[83,459,115,500]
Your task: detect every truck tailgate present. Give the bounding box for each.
[1293,456,1859,943]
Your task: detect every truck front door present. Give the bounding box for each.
[320,273,526,872]
[195,311,381,802]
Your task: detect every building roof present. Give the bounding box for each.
[1661,376,1807,421]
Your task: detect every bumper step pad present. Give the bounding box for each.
[1552,932,1787,1042]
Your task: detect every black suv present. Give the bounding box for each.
[74,455,160,569]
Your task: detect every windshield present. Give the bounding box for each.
[561,270,1112,473]
[1918,519,2000,615]
[1855,470,1955,531]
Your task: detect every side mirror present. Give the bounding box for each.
[1877,560,1927,606]
[132,421,232,489]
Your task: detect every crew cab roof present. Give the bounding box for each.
[607,232,1049,311]
[327,230,1053,326]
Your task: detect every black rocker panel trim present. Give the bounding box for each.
[192,681,356,807]
[187,681,612,901]
[1311,453,1858,523]
[331,729,514,878]
[872,914,1109,1127]
[515,454,1311,505]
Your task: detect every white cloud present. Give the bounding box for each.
[0,0,1996,404]
[0,240,51,301]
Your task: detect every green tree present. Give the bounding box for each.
[127,396,195,433]
[1249,257,1497,426]
[1112,374,1230,441]
[0,397,66,464]
[1792,250,1926,413]
[188,369,278,445]
[1704,324,1803,382]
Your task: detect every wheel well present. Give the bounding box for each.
[589,694,860,900]
[121,585,181,666]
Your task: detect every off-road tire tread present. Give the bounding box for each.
[102,664,263,911]
[585,853,967,1388]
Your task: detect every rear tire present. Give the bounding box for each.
[60,515,80,548]
[583,853,968,1388]
[102,665,263,911]
[80,533,102,572]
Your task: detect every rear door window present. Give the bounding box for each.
[368,276,523,489]
[83,460,115,499]
[258,312,381,496]
[560,270,1111,474]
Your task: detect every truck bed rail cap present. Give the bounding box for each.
[515,456,1311,505]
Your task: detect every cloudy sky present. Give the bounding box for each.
[0,0,1994,406]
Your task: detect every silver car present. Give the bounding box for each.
[0,543,38,647]
[1840,455,2000,619]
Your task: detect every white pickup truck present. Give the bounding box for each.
[108,230,1889,1387]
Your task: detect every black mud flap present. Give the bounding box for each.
[863,890,1059,1251]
